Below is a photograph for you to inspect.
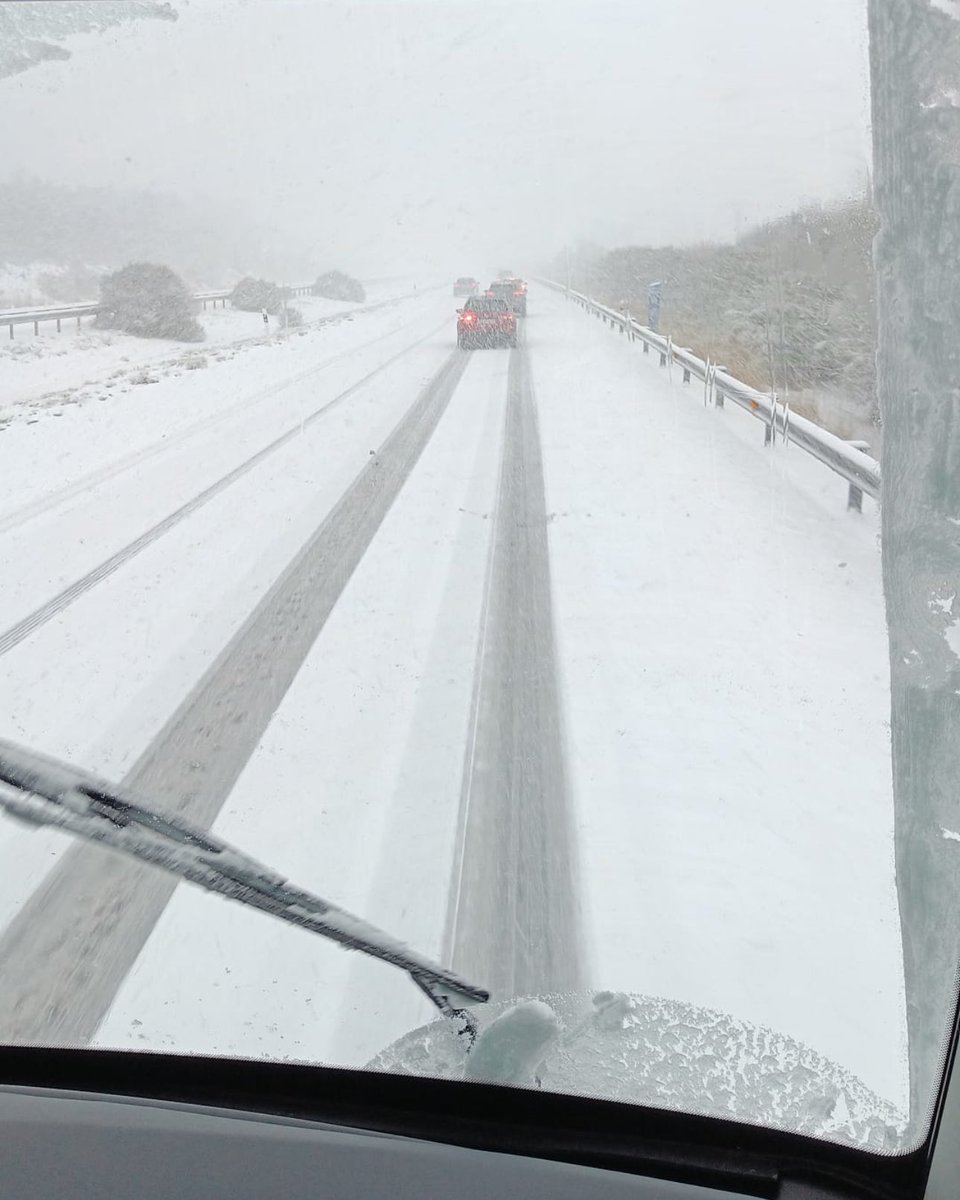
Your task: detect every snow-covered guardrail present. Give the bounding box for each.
[194,283,313,311]
[2,301,101,337]
[541,280,881,511]
[2,283,315,335]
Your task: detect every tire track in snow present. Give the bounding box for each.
[0,320,448,659]
[0,303,446,538]
[0,347,470,1045]
[445,335,585,1000]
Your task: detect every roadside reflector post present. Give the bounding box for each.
[8,323,13,339]
[56,317,61,332]
[33,320,38,335]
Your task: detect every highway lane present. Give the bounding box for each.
[446,330,585,1000]
[0,348,470,1044]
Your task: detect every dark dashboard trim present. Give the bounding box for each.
[0,1045,932,1199]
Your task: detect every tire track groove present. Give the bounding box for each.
[446,340,584,1000]
[0,348,469,1045]
[0,322,445,658]
[0,305,444,539]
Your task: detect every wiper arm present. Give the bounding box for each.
[0,738,488,1028]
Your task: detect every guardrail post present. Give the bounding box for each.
[764,394,777,446]
[33,320,39,335]
[643,340,649,354]
[683,365,691,383]
[845,441,871,511]
[659,349,667,366]
[8,323,12,339]
[56,317,61,333]
[715,389,724,409]
[76,315,81,330]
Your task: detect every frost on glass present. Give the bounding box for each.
[0,0,176,81]
[371,992,904,1151]
[870,0,960,1137]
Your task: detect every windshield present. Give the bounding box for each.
[0,0,957,1166]
[464,297,507,312]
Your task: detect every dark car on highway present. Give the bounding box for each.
[488,278,527,317]
[457,295,517,349]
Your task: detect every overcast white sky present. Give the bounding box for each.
[1,0,871,276]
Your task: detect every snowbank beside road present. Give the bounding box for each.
[0,279,426,416]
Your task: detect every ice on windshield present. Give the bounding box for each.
[0,0,956,1161]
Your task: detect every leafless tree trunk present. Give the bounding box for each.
[870,0,960,1131]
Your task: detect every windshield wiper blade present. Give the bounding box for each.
[0,738,489,1025]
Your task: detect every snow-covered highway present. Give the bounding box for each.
[0,283,905,1111]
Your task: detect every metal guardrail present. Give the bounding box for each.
[542,280,881,510]
[2,302,101,337]
[194,283,314,310]
[2,284,315,334]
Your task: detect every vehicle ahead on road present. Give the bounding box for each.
[487,279,527,316]
[457,295,517,349]
[507,277,528,316]
[453,276,480,297]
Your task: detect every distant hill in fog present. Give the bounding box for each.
[0,177,309,299]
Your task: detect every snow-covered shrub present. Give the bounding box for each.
[96,263,204,342]
[230,276,284,314]
[312,270,365,303]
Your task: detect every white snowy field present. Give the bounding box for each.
[0,278,424,414]
[0,283,904,1114]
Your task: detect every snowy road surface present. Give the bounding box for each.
[446,343,584,1001]
[0,285,905,1111]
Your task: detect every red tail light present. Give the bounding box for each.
[462,311,477,324]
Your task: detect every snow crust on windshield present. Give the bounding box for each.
[370,992,906,1153]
